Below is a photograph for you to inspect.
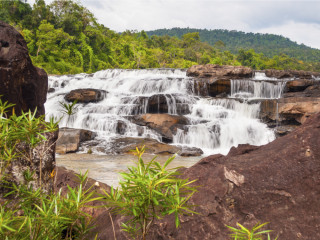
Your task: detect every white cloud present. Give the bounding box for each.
[258,21,320,49]
[26,0,320,49]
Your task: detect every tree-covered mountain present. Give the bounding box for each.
[146,28,320,63]
[1,0,320,74]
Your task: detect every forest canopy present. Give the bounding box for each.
[1,0,320,74]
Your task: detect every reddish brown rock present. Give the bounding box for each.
[64,89,107,103]
[260,97,320,125]
[265,69,320,79]
[285,79,319,92]
[187,64,253,80]
[0,21,47,116]
[187,65,253,97]
[81,113,320,240]
[147,112,320,240]
[131,114,189,143]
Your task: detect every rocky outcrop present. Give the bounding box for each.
[147,112,320,239]
[187,65,253,97]
[131,114,189,143]
[260,84,320,128]
[0,21,48,116]
[56,128,97,154]
[265,69,320,79]
[285,79,319,92]
[64,89,107,103]
[187,64,253,80]
[85,113,320,240]
[95,137,203,156]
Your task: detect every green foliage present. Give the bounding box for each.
[1,171,101,240]
[0,97,100,239]
[103,146,198,240]
[3,1,319,74]
[227,222,278,240]
[0,98,58,181]
[147,27,320,64]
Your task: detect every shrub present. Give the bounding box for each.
[103,146,198,240]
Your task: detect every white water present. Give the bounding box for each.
[46,69,282,156]
[231,79,287,99]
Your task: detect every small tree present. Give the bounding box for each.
[103,146,198,240]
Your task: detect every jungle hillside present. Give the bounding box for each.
[1,0,320,75]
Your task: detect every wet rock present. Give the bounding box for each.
[64,89,107,103]
[56,128,97,154]
[187,64,253,80]
[265,69,320,79]
[131,114,189,143]
[207,79,231,97]
[125,94,192,115]
[179,146,204,156]
[284,85,320,98]
[116,121,127,135]
[0,21,48,116]
[48,88,55,93]
[104,137,181,155]
[285,79,319,92]
[187,65,253,97]
[260,97,320,127]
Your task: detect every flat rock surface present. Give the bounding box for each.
[56,128,96,154]
[187,64,253,80]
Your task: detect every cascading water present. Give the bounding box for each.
[46,69,285,156]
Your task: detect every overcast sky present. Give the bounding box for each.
[28,0,320,49]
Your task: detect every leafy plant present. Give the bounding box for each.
[0,98,57,182]
[59,100,78,117]
[103,146,198,240]
[226,222,278,240]
[0,97,101,239]
[1,171,101,240]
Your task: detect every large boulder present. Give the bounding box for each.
[64,89,107,103]
[56,128,97,154]
[131,114,189,143]
[0,21,47,116]
[259,83,320,135]
[147,112,320,239]
[285,79,319,92]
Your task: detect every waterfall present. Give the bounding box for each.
[46,69,284,156]
[231,79,287,99]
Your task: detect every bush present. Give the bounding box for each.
[103,146,198,240]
